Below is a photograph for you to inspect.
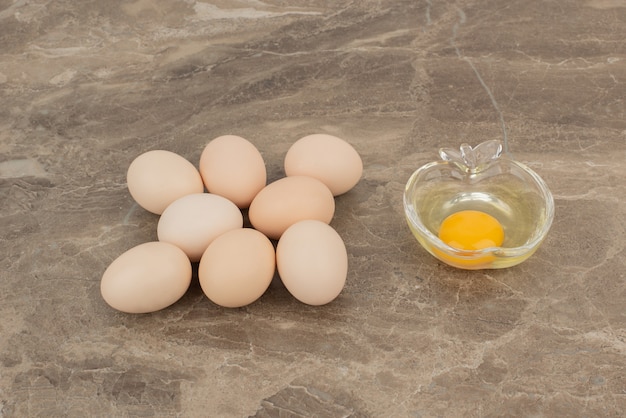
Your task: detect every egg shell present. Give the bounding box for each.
[127,150,204,215]
[100,242,192,314]
[248,176,335,240]
[276,220,347,306]
[157,193,243,261]
[284,134,363,196]
[199,228,275,308]
[199,135,267,208]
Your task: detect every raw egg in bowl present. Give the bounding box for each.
[403,140,554,270]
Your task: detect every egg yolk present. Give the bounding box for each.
[436,210,504,268]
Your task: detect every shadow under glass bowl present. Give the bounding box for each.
[403,140,555,270]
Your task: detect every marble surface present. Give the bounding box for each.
[1,0,625,416]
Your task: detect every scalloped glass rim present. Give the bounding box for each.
[403,157,555,269]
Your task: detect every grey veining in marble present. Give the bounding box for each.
[1,0,625,417]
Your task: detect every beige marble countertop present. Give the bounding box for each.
[1,1,625,416]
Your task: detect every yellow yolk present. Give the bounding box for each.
[435,210,504,268]
[439,210,504,250]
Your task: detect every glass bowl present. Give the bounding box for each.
[403,140,554,270]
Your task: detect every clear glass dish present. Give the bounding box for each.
[403,140,554,270]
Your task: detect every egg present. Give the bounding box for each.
[127,150,204,215]
[100,242,192,314]
[436,210,505,268]
[248,176,335,240]
[438,210,504,250]
[276,220,347,305]
[284,133,363,196]
[199,135,267,208]
[157,193,243,261]
[198,228,275,308]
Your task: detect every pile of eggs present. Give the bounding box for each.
[100,134,363,313]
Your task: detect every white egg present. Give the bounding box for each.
[157,193,243,262]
